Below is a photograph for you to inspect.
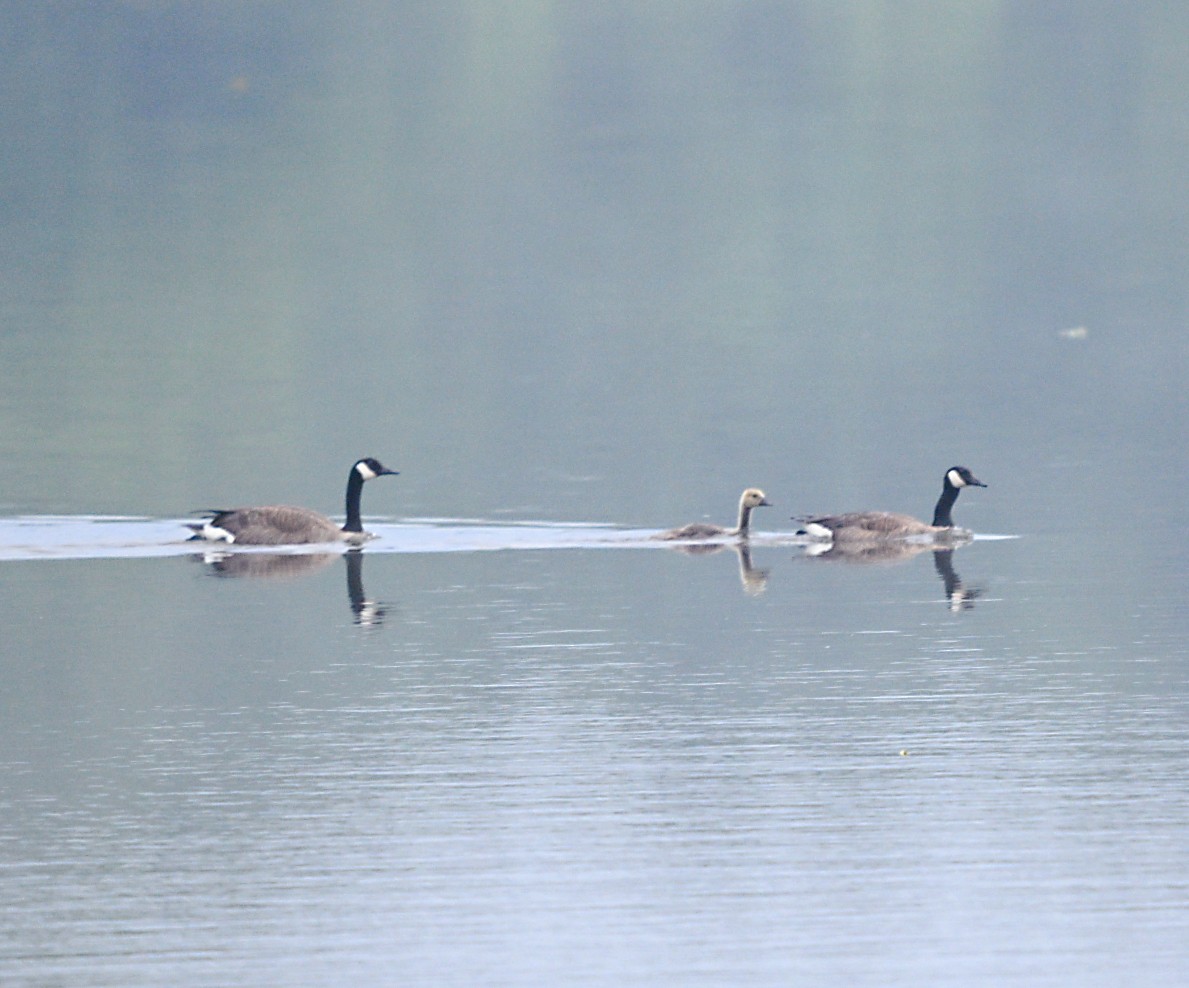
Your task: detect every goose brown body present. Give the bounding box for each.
[196,505,347,545]
[800,510,941,542]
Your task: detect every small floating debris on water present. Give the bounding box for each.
[899,749,910,757]
[1058,326,1088,340]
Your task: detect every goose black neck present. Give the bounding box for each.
[343,468,366,533]
[931,481,960,527]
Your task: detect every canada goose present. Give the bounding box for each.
[655,488,772,541]
[188,457,398,545]
[794,466,986,542]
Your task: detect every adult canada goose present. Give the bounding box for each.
[655,488,772,541]
[794,466,986,542]
[187,457,398,546]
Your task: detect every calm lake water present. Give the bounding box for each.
[2,4,1188,987]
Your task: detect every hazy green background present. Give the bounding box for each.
[2,2,1184,530]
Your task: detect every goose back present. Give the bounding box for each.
[656,520,730,541]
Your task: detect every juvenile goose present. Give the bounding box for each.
[656,488,772,541]
[188,457,398,546]
[795,466,986,542]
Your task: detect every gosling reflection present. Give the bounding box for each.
[193,548,389,626]
[665,541,770,595]
[800,541,983,611]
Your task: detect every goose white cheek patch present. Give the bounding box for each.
[356,461,378,480]
[947,469,966,487]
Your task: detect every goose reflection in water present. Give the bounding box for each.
[800,540,983,612]
[343,549,387,626]
[193,548,389,626]
[199,550,338,579]
[932,549,982,612]
[664,541,770,596]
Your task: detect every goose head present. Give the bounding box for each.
[945,466,986,489]
[354,458,399,480]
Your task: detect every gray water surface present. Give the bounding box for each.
[3,522,1185,986]
[2,4,1188,986]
